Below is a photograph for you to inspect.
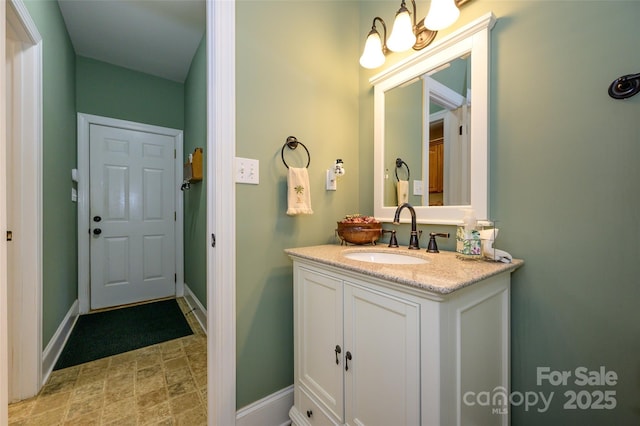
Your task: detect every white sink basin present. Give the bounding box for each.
[343,251,429,265]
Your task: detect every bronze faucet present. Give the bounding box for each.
[393,203,420,250]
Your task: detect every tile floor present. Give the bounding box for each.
[8,298,207,425]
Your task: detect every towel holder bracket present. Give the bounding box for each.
[395,158,410,182]
[608,72,640,99]
[281,136,311,169]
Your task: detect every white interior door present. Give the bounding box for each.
[89,124,176,309]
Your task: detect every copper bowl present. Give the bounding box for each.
[336,221,382,245]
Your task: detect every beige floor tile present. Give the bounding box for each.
[101,398,137,424]
[175,405,207,426]
[168,391,202,416]
[137,400,172,425]
[7,398,35,420]
[64,409,102,425]
[8,298,207,426]
[66,392,104,421]
[136,387,169,411]
[26,406,67,425]
[31,391,72,416]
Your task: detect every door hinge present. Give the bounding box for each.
[459,125,463,135]
[174,211,176,221]
[211,233,216,248]
[174,273,177,283]
[6,231,12,241]
[174,149,176,159]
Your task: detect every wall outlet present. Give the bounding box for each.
[235,157,259,184]
[413,180,423,196]
[326,169,337,191]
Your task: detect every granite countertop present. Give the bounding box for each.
[285,244,523,295]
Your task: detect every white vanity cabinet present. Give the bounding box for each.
[287,249,517,426]
[292,265,420,426]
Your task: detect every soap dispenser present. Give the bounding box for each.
[456,209,481,259]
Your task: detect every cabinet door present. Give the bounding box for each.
[343,283,420,426]
[296,267,344,422]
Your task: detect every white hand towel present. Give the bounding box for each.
[396,180,409,206]
[287,167,313,215]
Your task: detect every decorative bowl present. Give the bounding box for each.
[336,219,382,245]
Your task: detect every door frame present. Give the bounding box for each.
[4,0,43,402]
[207,0,237,423]
[77,113,184,314]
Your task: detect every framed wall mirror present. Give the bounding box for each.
[372,13,496,224]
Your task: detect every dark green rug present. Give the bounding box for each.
[54,299,193,370]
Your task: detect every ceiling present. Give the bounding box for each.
[58,0,206,83]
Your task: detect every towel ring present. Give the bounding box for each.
[395,158,410,182]
[281,136,311,168]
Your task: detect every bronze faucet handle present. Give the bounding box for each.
[382,229,399,247]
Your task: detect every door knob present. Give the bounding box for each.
[93,216,102,222]
[93,228,102,236]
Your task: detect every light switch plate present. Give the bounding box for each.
[235,157,259,184]
[413,180,423,196]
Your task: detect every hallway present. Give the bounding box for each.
[7,299,207,425]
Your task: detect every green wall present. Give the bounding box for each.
[183,36,207,306]
[24,0,78,348]
[76,56,184,130]
[360,1,640,424]
[235,0,360,408]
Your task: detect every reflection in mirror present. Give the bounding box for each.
[372,12,496,224]
[383,56,471,208]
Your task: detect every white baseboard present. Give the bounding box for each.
[183,283,207,334]
[41,299,79,385]
[236,385,294,426]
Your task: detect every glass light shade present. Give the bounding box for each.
[424,0,460,31]
[387,11,416,52]
[359,32,386,69]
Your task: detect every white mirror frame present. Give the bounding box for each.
[372,12,496,224]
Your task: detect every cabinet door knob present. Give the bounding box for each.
[334,345,342,364]
[345,351,352,371]
[306,409,313,418]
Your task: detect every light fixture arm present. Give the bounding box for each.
[370,16,388,54]
[407,0,437,50]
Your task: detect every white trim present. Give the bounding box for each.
[6,0,43,403]
[76,113,184,313]
[1,1,9,419]
[236,385,294,426]
[183,283,207,334]
[41,300,79,386]
[207,0,237,424]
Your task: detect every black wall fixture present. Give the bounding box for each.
[608,73,640,99]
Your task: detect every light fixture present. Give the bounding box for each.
[387,1,417,52]
[424,0,460,31]
[359,17,388,69]
[360,0,473,69]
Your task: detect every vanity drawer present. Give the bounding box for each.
[298,388,338,426]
